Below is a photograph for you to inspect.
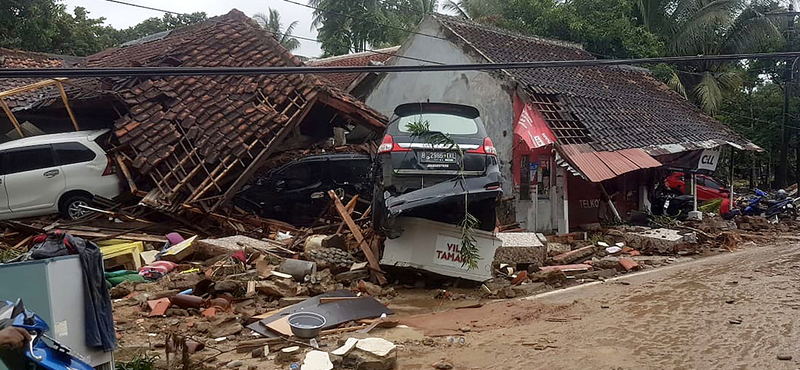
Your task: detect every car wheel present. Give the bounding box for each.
[60,194,93,220]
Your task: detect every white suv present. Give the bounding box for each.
[0,130,121,220]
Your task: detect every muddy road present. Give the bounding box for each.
[396,238,800,370]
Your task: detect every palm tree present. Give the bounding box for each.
[636,0,783,113]
[417,0,439,14]
[441,0,497,22]
[253,8,301,52]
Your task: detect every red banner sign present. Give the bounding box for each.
[515,102,555,149]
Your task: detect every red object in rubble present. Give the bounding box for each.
[232,250,247,263]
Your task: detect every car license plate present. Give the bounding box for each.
[419,151,457,163]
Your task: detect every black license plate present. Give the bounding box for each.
[419,151,457,163]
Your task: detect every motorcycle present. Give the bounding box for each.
[765,196,800,218]
[0,299,93,370]
[741,189,769,216]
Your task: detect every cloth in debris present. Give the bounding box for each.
[29,232,117,351]
[105,270,146,286]
[139,260,177,280]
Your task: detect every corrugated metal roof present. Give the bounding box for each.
[618,148,662,169]
[559,144,662,182]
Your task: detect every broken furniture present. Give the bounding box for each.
[98,240,144,271]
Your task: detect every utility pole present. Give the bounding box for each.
[778,3,795,189]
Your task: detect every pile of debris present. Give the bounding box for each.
[107,229,400,370]
[481,215,763,299]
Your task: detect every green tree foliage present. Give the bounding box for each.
[496,0,664,59]
[112,12,207,46]
[1,0,60,52]
[0,0,206,56]
[442,0,500,22]
[635,0,784,113]
[253,8,301,51]
[310,0,437,56]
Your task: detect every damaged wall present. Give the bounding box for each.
[364,17,515,196]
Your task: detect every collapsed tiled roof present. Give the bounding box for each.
[0,48,85,110]
[309,46,399,91]
[433,15,758,154]
[39,9,387,211]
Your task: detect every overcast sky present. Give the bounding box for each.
[61,0,325,57]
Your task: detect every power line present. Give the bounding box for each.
[3,51,799,78]
[100,0,444,66]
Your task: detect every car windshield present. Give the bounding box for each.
[396,114,478,135]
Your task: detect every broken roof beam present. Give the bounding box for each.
[0,78,67,99]
[55,81,79,131]
[211,92,320,212]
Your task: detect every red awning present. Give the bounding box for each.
[514,102,555,150]
[559,144,662,182]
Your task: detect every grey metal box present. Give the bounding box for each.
[0,255,114,369]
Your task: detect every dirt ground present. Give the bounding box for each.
[392,235,800,370]
[115,234,800,370]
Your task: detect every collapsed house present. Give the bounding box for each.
[0,10,386,215]
[359,14,760,233]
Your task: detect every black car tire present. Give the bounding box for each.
[60,194,93,220]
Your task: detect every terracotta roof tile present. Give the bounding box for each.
[10,9,385,210]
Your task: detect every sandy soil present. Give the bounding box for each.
[393,237,800,370]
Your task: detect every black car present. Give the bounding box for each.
[235,153,372,226]
[372,102,502,237]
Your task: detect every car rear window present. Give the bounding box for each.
[397,114,479,135]
[54,142,96,165]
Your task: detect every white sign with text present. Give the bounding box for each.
[698,147,721,171]
[433,235,468,269]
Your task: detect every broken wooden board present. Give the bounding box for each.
[328,190,386,285]
[265,316,293,336]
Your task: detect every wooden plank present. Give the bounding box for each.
[11,235,32,250]
[0,98,23,137]
[328,190,386,285]
[115,154,138,194]
[265,316,293,336]
[55,81,79,131]
[361,205,372,219]
[336,195,360,234]
[344,195,360,213]
[319,296,363,304]
[62,229,166,243]
[212,92,318,211]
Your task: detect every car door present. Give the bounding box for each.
[4,144,66,212]
[0,151,10,216]
[695,176,716,201]
[52,141,99,188]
